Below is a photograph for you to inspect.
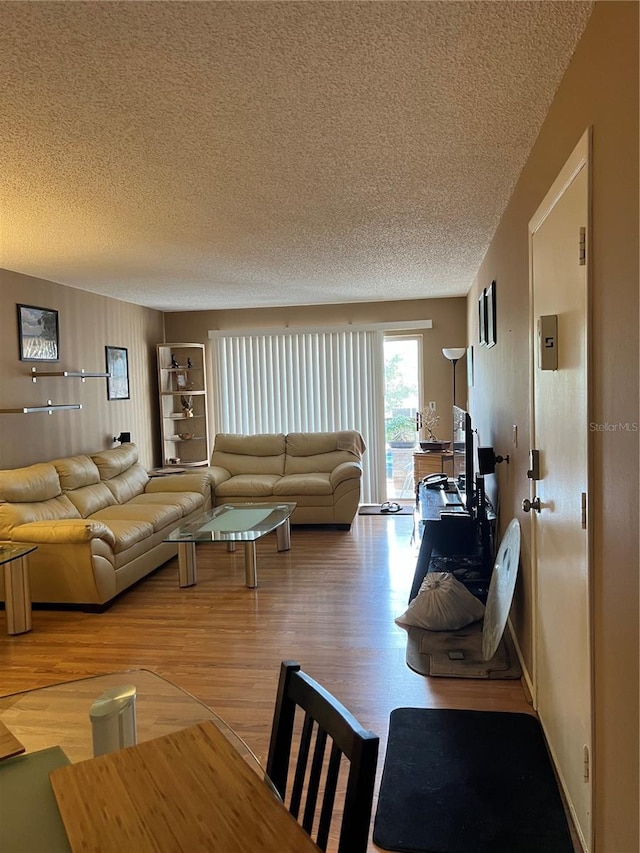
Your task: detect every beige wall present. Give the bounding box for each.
[0,271,466,472]
[0,270,165,470]
[466,3,638,850]
[164,296,467,435]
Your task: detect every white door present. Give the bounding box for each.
[528,131,592,850]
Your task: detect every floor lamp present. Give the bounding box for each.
[442,347,466,450]
[442,347,466,407]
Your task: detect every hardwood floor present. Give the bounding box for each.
[1,514,533,851]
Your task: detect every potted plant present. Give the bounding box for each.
[418,408,450,451]
[385,414,416,448]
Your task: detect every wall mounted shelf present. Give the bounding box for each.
[159,390,206,397]
[31,368,111,382]
[0,401,83,414]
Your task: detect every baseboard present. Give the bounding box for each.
[507,617,534,705]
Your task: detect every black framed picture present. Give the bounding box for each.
[105,346,130,400]
[478,289,487,346]
[17,304,59,361]
[486,280,497,348]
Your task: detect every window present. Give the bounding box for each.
[210,328,385,502]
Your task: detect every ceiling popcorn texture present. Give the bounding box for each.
[0,1,593,311]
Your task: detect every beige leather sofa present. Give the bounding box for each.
[208,431,365,528]
[0,443,211,608]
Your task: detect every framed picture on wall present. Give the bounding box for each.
[486,280,497,348]
[17,304,59,361]
[105,346,130,400]
[478,289,487,346]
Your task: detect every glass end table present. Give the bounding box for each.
[1,543,37,635]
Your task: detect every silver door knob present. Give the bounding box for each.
[522,497,541,513]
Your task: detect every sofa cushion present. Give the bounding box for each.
[273,473,333,496]
[211,433,286,476]
[284,432,365,475]
[0,462,61,503]
[52,455,101,490]
[286,432,341,456]
[215,474,280,498]
[91,502,182,533]
[284,448,358,475]
[0,495,80,538]
[91,518,154,553]
[129,492,204,516]
[102,463,150,504]
[90,443,140,480]
[10,519,117,549]
[65,483,118,518]
[144,471,213,496]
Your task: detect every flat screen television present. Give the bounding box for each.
[452,405,475,514]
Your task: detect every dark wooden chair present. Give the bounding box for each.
[267,661,379,853]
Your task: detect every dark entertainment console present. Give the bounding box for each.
[409,477,496,604]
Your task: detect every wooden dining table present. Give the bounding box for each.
[50,720,320,852]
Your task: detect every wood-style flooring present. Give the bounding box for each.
[1,514,534,852]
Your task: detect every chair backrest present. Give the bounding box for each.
[267,661,379,853]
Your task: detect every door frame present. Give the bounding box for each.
[527,127,593,850]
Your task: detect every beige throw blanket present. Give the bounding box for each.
[336,430,366,458]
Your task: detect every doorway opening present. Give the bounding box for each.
[384,335,421,500]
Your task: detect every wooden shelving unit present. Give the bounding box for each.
[156,343,210,467]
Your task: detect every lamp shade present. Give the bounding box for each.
[442,347,466,361]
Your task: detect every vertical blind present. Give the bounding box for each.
[210,329,386,503]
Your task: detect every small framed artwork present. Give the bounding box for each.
[17,304,59,361]
[467,345,474,387]
[486,280,497,348]
[478,289,487,346]
[105,346,130,400]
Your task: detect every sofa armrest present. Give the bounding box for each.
[206,466,232,488]
[10,519,116,548]
[145,470,213,496]
[330,461,362,488]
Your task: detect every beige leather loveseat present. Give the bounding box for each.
[0,443,211,608]
[208,431,365,529]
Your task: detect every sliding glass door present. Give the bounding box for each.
[384,336,422,500]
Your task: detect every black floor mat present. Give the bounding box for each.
[373,708,574,853]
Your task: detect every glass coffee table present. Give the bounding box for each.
[164,502,296,588]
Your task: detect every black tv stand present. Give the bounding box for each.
[409,479,496,603]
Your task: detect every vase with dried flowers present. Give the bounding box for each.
[181,395,194,418]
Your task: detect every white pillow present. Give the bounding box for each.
[395,572,485,631]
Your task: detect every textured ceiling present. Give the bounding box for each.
[0,1,593,312]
